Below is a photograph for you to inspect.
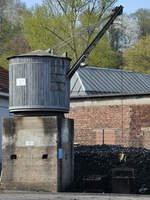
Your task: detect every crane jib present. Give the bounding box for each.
[67,5,123,79]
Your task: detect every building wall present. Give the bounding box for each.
[0,96,9,162]
[66,96,150,147]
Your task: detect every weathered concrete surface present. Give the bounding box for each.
[1,116,74,192]
[0,192,149,200]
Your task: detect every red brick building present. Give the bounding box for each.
[66,67,150,148]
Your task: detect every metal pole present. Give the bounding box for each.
[102,129,104,145]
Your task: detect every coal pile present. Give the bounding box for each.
[74,145,150,193]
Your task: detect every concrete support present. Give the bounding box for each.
[1,116,74,192]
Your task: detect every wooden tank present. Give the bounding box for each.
[8,50,71,115]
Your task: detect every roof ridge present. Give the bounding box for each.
[81,66,150,76]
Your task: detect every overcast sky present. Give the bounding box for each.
[21,0,150,14]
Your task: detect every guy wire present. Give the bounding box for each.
[52,15,111,50]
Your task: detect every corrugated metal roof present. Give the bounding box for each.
[70,67,150,98]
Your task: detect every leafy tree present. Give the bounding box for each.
[109,15,140,51]
[131,9,150,38]
[22,0,121,68]
[0,32,30,69]
[122,35,150,74]
[85,36,121,68]
[0,0,26,25]
[0,0,30,69]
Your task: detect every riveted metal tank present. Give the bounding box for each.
[8,50,71,115]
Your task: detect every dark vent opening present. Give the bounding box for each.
[10,154,17,160]
[42,154,48,159]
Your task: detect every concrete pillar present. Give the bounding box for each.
[1,116,74,192]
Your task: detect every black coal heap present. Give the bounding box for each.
[74,145,150,193]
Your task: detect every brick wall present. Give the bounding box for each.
[95,129,116,145]
[129,105,150,147]
[66,97,150,148]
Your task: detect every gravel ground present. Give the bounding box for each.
[0,191,149,200]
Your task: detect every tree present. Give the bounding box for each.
[131,9,150,38]
[0,32,30,69]
[85,35,121,68]
[109,15,140,51]
[0,0,26,25]
[22,0,120,68]
[0,0,30,69]
[122,35,150,74]
[107,14,140,69]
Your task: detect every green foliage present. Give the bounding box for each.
[0,0,30,69]
[87,36,121,68]
[0,18,18,69]
[0,54,9,70]
[0,17,29,69]
[131,9,150,38]
[2,33,30,69]
[123,35,150,74]
[0,18,17,42]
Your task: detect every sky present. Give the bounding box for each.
[115,0,150,14]
[22,0,150,14]
[21,0,42,8]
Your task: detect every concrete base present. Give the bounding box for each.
[1,116,74,192]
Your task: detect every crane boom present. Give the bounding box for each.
[67,5,123,79]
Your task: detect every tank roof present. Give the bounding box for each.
[7,50,71,60]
